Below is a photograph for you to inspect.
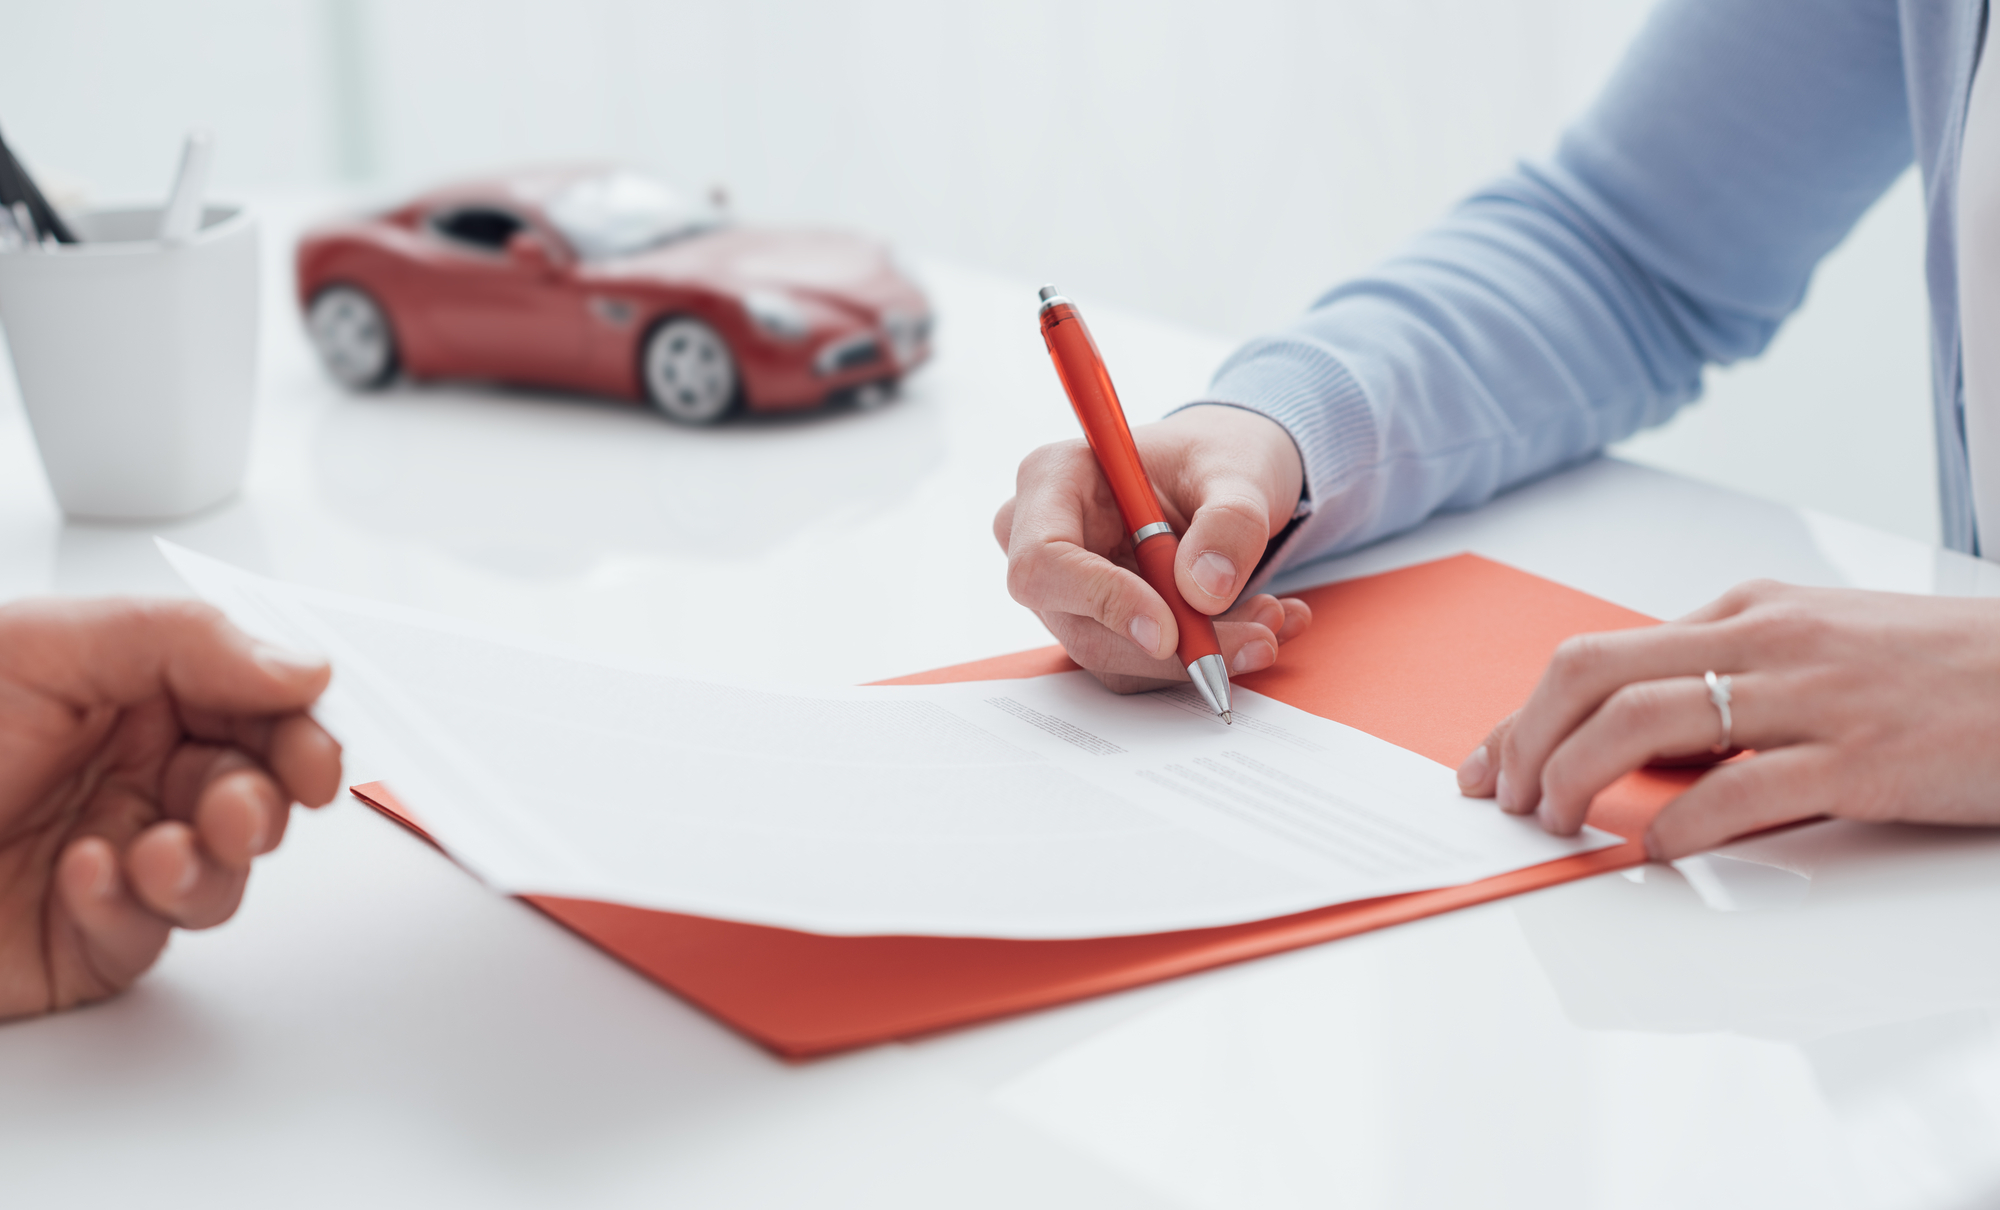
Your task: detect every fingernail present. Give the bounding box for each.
[175,857,200,897]
[1495,770,1515,811]
[1457,745,1489,791]
[1231,640,1275,674]
[1192,552,1236,600]
[245,816,268,856]
[91,852,116,900]
[254,641,327,677]
[1128,615,1161,656]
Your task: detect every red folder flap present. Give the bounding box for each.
[351,553,1693,1058]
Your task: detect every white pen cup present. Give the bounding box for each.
[0,204,258,520]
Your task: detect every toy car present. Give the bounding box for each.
[295,166,932,424]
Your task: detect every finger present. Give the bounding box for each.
[1036,610,1190,683]
[161,711,344,810]
[992,496,1018,553]
[1011,543,1178,660]
[1457,711,1518,799]
[1644,745,1834,860]
[1038,608,1285,683]
[1007,438,1186,658]
[2,598,330,716]
[124,820,250,930]
[266,714,343,808]
[160,740,317,838]
[1673,579,1787,626]
[194,766,290,869]
[1215,592,1313,672]
[1086,624,1290,694]
[1220,619,1278,676]
[1536,674,1781,836]
[1174,485,1281,614]
[1496,623,1747,815]
[1220,594,1284,676]
[1275,598,1312,643]
[161,742,249,822]
[54,837,171,1002]
[1238,594,1285,635]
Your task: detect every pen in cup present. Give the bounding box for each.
[158,128,214,242]
[0,125,76,245]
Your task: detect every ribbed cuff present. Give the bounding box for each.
[1169,336,1378,592]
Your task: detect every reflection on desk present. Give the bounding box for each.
[310,380,948,575]
[1517,820,2000,1204]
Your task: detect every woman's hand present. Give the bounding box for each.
[0,599,342,1019]
[994,404,1314,692]
[1455,580,2000,860]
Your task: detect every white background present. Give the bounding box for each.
[0,0,1939,543]
[3,10,1998,1204]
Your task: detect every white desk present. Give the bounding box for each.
[4,200,2000,1209]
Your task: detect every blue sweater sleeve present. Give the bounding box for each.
[1198,0,1916,576]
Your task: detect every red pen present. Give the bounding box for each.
[1037,285,1232,722]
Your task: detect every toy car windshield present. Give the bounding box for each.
[545,170,721,261]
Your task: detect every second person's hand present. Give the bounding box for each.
[1453,581,2000,860]
[0,600,343,1019]
[993,404,1313,693]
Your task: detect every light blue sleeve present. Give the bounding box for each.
[1200,0,1916,578]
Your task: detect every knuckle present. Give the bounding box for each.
[992,499,1016,549]
[1003,547,1050,605]
[1548,634,1601,687]
[1082,567,1131,626]
[1195,490,1271,537]
[1603,682,1670,731]
[1539,755,1586,813]
[1739,603,1828,655]
[1017,438,1091,486]
[1725,578,1788,610]
[1722,580,1765,608]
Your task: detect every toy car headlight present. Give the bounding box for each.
[743,290,811,342]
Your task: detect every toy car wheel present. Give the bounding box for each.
[643,317,738,424]
[307,286,398,390]
[852,380,895,410]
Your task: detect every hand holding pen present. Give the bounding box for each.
[995,289,1314,698]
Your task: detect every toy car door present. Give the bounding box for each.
[404,204,586,387]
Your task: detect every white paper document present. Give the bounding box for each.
[165,544,1619,939]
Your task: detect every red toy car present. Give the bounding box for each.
[296,166,932,424]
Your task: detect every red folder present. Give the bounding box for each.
[352,553,1694,1058]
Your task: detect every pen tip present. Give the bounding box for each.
[1222,711,1233,725]
[1038,284,1058,301]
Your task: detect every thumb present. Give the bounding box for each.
[8,598,331,716]
[1174,486,1283,615]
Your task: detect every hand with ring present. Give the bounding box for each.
[1452,579,2000,860]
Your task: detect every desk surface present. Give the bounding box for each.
[3,200,2000,1209]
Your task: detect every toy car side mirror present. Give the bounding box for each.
[506,230,559,277]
